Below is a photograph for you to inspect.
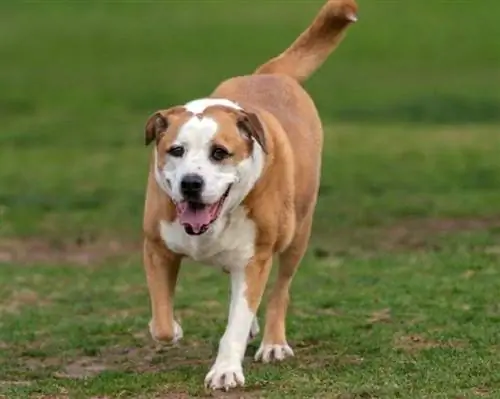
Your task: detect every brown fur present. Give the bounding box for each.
[203,106,267,163]
[255,0,357,83]
[142,0,357,355]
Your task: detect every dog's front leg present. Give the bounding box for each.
[143,239,183,344]
[205,253,272,391]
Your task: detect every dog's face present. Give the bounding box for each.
[145,104,266,236]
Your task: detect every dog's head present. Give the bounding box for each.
[145,101,267,236]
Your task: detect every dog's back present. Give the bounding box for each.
[212,0,357,217]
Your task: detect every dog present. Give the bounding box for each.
[142,0,357,391]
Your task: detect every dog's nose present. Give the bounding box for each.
[180,174,204,199]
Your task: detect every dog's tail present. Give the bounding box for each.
[254,0,358,84]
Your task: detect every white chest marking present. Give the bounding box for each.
[159,206,256,271]
[184,98,242,114]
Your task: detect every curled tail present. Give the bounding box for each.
[254,0,358,83]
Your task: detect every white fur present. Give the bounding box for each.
[161,207,258,390]
[160,206,255,269]
[255,342,294,363]
[157,97,266,391]
[205,270,255,390]
[184,98,242,114]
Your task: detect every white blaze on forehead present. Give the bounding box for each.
[178,97,242,151]
[175,115,219,146]
[184,98,242,114]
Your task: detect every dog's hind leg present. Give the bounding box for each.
[255,212,313,363]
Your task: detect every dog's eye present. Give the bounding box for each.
[211,146,231,162]
[167,146,185,157]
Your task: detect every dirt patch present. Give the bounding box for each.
[149,390,263,399]
[472,387,490,397]
[393,334,468,353]
[209,392,263,399]
[314,216,500,257]
[23,356,61,371]
[16,343,261,399]
[393,216,500,233]
[0,237,141,266]
[0,288,51,314]
[16,341,213,383]
[366,308,392,325]
[3,215,500,266]
[380,216,500,251]
[148,395,192,399]
[394,334,441,352]
[0,380,31,387]
[53,357,110,379]
[64,342,213,376]
[25,397,70,399]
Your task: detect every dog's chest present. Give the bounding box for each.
[159,207,256,270]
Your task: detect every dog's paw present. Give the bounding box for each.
[248,317,260,341]
[149,319,183,344]
[204,361,245,391]
[254,342,294,363]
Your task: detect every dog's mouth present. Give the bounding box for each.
[175,185,232,236]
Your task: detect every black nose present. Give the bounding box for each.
[180,174,204,199]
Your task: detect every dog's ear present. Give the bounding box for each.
[145,112,168,146]
[144,106,185,146]
[236,111,267,154]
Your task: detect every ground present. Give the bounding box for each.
[2,125,500,398]
[1,1,499,398]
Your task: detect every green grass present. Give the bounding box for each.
[3,123,500,398]
[2,232,500,398]
[0,0,499,133]
[1,0,500,398]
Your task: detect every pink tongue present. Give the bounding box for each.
[177,202,217,233]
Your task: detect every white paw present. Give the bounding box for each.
[254,342,294,363]
[149,319,183,344]
[204,361,245,391]
[248,317,260,341]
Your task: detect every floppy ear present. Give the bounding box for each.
[144,106,185,146]
[236,111,267,154]
[144,112,168,146]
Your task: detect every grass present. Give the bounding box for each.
[3,123,500,398]
[2,227,500,398]
[1,0,500,398]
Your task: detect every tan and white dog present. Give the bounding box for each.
[142,0,357,391]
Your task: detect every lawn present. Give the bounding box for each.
[1,1,500,398]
